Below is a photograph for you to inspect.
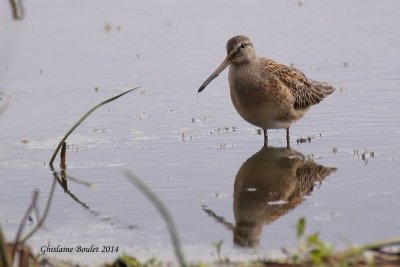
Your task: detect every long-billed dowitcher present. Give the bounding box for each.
[198,35,335,147]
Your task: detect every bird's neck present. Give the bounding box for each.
[229,59,261,83]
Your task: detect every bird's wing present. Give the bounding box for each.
[296,161,337,195]
[263,59,335,110]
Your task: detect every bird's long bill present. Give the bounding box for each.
[198,57,230,93]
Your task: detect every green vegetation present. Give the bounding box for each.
[101,217,400,267]
[212,240,226,263]
[1,188,399,267]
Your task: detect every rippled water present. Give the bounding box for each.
[1,0,399,263]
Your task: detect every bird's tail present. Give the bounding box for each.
[310,80,335,98]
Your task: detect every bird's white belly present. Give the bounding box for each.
[230,89,293,130]
[233,101,291,129]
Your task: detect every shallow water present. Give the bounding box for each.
[1,0,400,263]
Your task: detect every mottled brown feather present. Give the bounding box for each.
[262,59,334,110]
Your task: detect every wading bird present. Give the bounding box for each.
[198,35,334,147]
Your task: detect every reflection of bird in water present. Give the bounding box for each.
[202,146,336,247]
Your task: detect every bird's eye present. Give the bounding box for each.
[240,43,247,49]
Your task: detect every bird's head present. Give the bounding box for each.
[198,35,256,93]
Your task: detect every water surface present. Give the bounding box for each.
[0,0,399,263]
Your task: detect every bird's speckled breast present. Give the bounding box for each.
[228,64,290,129]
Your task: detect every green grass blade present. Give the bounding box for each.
[0,225,11,267]
[9,0,24,20]
[21,176,57,243]
[123,170,187,267]
[297,217,305,240]
[13,190,39,261]
[49,87,139,165]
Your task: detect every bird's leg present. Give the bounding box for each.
[263,129,268,146]
[286,128,290,148]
